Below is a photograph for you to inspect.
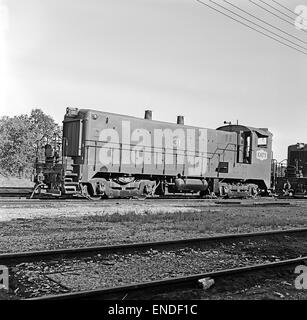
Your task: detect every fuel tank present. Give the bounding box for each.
[174,178,208,192]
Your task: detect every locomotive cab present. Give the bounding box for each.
[217,124,272,165]
[217,124,273,193]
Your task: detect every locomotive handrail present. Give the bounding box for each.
[82,140,240,178]
[84,144,212,168]
[83,142,231,165]
[84,138,207,154]
[83,139,238,158]
[83,140,211,158]
[209,143,237,159]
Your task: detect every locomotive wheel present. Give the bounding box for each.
[248,185,259,198]
[250,187,257,197]
[82,185,102,200]
[220,186,229,198]
[199,190,210,198]
[155,181,166,196]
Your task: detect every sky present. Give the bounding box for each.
[0,0,307,161]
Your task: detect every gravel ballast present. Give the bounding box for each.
[8,234,307,298]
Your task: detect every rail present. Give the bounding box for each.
[28,256,307,300]
[1,227,306,264]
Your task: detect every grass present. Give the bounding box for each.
[0,204,307,254]
[83,206,307,234]
[84,210,216,223]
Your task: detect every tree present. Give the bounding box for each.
[0,109,61,177]
[29,109,62,143]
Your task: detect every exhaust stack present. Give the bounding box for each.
[144,110,152,120]
[177,115,184,125]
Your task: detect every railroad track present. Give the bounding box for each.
[1,227,307,300]
[0,187,33,198]
[28,256,307,300]
[0,197,295,208]
[0,185,305,202]
[1,227,306,264]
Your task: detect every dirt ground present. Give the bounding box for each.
[0,198,307,253]
[154,268,307,300]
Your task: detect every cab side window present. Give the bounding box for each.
[257,136,268,148]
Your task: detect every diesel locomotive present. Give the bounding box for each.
[33,107,273,199]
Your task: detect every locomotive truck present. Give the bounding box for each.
[33,107,273,199]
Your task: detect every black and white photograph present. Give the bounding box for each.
[0,0,307,313]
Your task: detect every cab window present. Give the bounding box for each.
[257,136,268,148]
[237,132,252,164]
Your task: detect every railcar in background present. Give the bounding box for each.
[273,143,307,196]
[33,108,273,199]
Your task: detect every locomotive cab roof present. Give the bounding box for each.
[217,124,272,137]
